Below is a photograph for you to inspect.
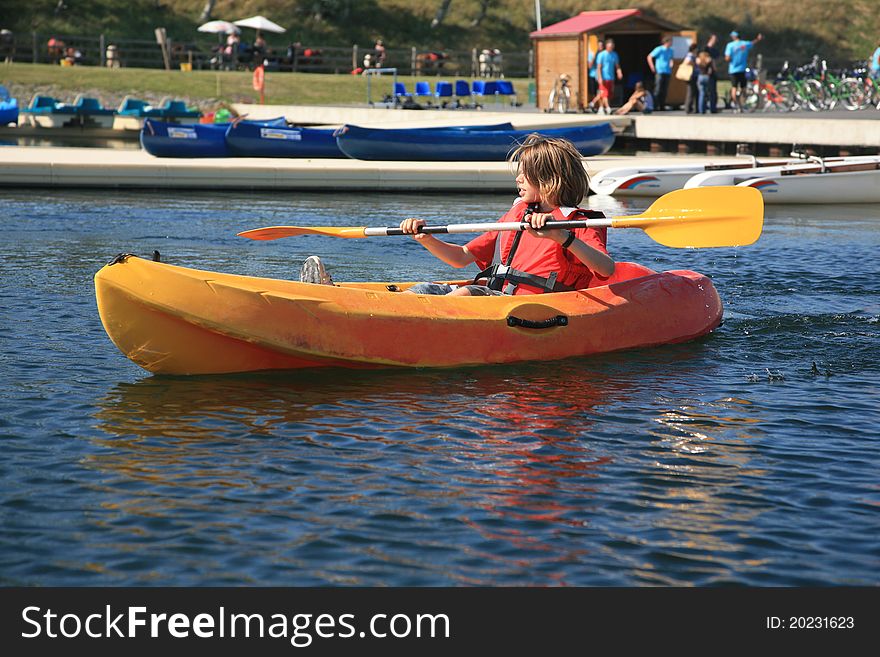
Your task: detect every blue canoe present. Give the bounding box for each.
[334,122,615,161]
[140,117,286,158]
[225,121,343,158]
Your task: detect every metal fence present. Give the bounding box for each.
[2,32,533,78]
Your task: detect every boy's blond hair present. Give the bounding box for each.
[509,134,590,208]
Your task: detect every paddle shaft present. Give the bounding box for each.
[366,219,611,236]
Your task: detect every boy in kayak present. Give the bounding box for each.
[301,134,614,295]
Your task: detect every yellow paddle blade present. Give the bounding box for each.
[611,186,764,248]
[237,225,368,240]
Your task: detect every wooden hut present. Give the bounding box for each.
[531,8,696,111]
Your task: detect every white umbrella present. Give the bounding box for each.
[233,15,286,33]
[198,20,241,34]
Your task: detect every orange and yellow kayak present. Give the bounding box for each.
[95,255,723,375]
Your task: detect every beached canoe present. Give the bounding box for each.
[140,117,287,158]
[335,122,615,161]
[735,160,880,204]
[225,121,344,158]
[94,254,722,375]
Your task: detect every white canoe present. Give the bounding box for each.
[684,155,880,190]
[590,157,797,197]
[736,162,880,204]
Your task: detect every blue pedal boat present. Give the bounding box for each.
[0,85,18,125]
[71,95,116,128]
[115,97,201,130]
[21,94,78,127]
[335,122,615,161]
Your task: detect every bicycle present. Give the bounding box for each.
[842,62,880,110]
[547,73,571,113]
[743,67,792,112]
[817,59,864,110]
[774,58,825,112]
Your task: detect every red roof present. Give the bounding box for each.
[530,9,642,37]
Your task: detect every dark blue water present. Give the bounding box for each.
[1,188,878,586]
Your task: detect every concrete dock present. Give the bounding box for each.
[1,104,877,191]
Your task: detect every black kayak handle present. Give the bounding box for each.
[507,315,568,329]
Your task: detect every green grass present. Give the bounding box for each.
[4,0,875,66]
[3,62,530,109]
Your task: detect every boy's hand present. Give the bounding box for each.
[524,212,569,244]
[400,217,429,240]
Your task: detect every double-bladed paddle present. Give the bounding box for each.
[237,186,763,249]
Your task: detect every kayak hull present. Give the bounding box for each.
[225,122,344,158]
[335,122,616,161]
[140,118,287,158]
[95,256,723,375]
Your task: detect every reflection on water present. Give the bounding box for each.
[82,348,797,585]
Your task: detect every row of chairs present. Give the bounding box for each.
[394,79,517,104]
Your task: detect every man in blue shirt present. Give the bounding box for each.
[587,40,604,102]
[647,36,674,111]
[725,30,763,111]
[594,39,622,114]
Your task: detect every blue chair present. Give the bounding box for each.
[434,80,453,103]
[454,80,471,99]
[472,80,486,97]
[414,81,432,98]
[393,82,412,100]
[495,80,516,103]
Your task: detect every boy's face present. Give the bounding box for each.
[516,171,541,204]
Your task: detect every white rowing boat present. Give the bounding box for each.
[684,155,880,191]
[735,161,880,204]
[590,156,807,197]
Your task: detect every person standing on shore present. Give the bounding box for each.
[725,30,762,112]
[682,42,699,113]
[696,47,716,114]
[704,34,721,112]
[595,39,623,113]
[647,36,674,111]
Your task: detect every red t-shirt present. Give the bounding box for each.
[465,199,609,295]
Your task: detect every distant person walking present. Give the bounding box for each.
[647,36,674,111]
[587,39,603,101]
[703,34,721,112]
[374,39,386,67]
[725,30,762,112]
[1,29,14,64]
[595,39,623,112]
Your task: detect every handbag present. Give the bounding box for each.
[675,61,694,81]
